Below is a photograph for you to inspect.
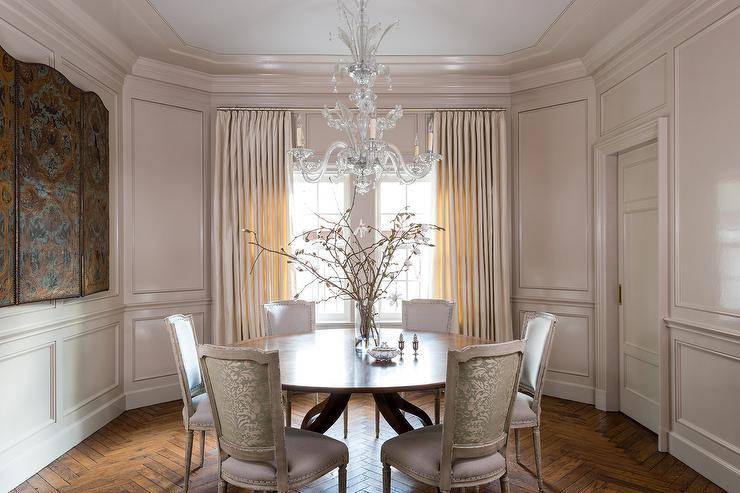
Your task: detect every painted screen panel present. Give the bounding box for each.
[80,92,109,295]
[0,46,14,306]
[15,62,81,303]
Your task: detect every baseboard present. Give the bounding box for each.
[543,379,595,404]
[669,432,740,493]
[1,392,125,493]
[125,382,181,410]
[594,389,607,410]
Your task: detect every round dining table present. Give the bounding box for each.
[238,328,488,435]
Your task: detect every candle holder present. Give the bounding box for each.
[398,333,405,354]
[412,333,419,357]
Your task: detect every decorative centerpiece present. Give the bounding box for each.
[244,193,442,347]
[368,342,401,362]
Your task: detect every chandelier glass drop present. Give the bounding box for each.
[288,0,442,194]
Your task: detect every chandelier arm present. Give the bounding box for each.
[386,147,417,186]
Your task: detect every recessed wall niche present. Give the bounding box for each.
[0,43,109,306]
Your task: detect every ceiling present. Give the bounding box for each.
[68,0,650,75]
[145,0,574,57]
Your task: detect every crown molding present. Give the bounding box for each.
[582,0,693,75]
[591,0,736,89]
[509,58,587,93]
[9,0,137,78]
[132,55,591,97]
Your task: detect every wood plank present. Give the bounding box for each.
[10,393,724,493]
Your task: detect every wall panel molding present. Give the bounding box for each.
[62,323,119,416]
[0,342,56,454]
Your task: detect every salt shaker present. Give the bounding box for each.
[398,333,405,353]
[412,333,419,356]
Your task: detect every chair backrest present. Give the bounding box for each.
[198,345,289,490]
[262,300,316,336]
[401,299,456,333]
[439,340,525,491]
[164,314,205,416]
[519,312,558,407]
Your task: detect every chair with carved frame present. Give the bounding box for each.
[381,340,525,493]
[164,314,213,492]
[199,344,348,493]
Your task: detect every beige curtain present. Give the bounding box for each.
[213,110,293,344]
[433,110,512,341]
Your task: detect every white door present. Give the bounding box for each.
[618,142,660,433]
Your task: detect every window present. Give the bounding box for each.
[376,174,436,320]
[289,171,437,324]
[290,174,350,322]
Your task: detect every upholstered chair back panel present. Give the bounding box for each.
[263,300,315,336]
[402,299,456,333]
[168,315,204,397]
[451,352,521,447]
[203,357,275,450]
[520,313,557,396]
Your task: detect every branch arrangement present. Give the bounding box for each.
[243,189,443,344]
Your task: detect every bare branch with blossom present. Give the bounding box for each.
[242,188,443,344]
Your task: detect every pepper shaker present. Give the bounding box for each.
[412,333,419,356]
[398,333,405,354]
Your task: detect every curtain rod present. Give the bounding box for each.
[216,106,508,112]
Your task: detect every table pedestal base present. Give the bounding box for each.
[299,392,433,435]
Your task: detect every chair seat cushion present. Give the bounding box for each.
[381,425,506,484]
[221,428,348,487]
[186,393,214,428]
[510,392,538,428]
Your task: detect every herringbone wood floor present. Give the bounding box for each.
[13,393,723,493]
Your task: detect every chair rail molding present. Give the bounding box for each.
[593,117,669,450]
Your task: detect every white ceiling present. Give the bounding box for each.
[68,0,651,75]
[146,0,573,57]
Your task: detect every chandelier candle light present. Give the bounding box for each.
[288,0,442,193]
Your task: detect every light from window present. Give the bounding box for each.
[376,174,436,320]
[290,175,350,321]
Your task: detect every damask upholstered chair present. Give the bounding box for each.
[381,340,525,493]
[511,311,558,491]
[373,299,457,437]
[198,345,349,493]
[164,314,213,492]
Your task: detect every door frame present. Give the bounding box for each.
[593,118,669,450]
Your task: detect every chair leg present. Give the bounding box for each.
[500,471,510,493]
[285,391,292,427]
[339,464,347,493]
[217,479,227,493]
[382,463,391,493]
[198,430,206,468]
[514,428,521,463]
[434,388,441,424]
[343,408,349,439]
[375,403,380,438]
[183,430,194,492]
[533,425,545,492]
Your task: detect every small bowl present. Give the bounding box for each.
[368,343,400,362]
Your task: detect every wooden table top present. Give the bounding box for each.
[238,328,488,393]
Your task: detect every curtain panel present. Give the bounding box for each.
[433,110,512,341]
[213,110,293,344]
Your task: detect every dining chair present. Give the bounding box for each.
[511,311,558,492]
[164,314,213,493]
[381,340,525,493]
[373,299,457,437]
[198,344,349,493]
[262,300,351,437]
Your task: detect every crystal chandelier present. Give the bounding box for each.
[288,0,442,194]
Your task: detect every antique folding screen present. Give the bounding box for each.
[0,43,109,306]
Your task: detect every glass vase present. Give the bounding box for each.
[354,301,379,348]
